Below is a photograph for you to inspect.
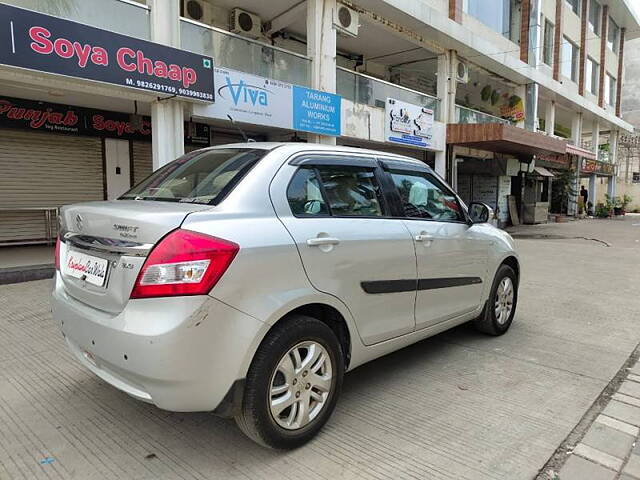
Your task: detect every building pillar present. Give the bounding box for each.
[608,129,619,197]
[307,0,337,145]
[150,0,184,169]
[592,121,600,160]
[442,50,459,184]
[544,101,555,135]
[569,113,583,215]
[434,51,453,177]
[588,173,596,213]
[525,83,538,131]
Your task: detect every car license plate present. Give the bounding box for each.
[63,250,109,287]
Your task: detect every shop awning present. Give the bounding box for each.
[566,143,597,160]
[447,123,567,160]
[533,166,554,177]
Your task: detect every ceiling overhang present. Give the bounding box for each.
[447,123,567,160]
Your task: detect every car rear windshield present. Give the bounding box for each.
[120,148,267,205]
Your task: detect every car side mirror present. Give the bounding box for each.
[468,202,494,224]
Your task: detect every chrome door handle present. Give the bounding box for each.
[307,237,340,246]
[414,234,434,242]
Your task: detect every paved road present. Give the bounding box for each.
[1,217,640,479]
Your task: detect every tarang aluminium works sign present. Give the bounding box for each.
[0,3,214,101]
[385,98,434,148]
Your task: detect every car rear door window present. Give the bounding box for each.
[288,164,386,217]
[287,167,329,216]
[389,170,463,221]
[316,166,385,217]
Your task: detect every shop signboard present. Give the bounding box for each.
[384,98,434,148]
[0,95,209,144]
[194,67,342,137]
[292,87,341,136]
[0,3,214,102]
[207,67,293,128]
[581,158,615,175]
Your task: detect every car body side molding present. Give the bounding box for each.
[361,277,482,294]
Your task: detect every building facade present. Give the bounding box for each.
[0,0,637,244]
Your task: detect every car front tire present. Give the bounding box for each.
[474,264,518,336]
[235,314,344,449]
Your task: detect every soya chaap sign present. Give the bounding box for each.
[0,3,214,102]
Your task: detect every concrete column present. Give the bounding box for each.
[588,173,596,213]
[608,129,619,197]
[150,0,184,169]
[434,51,452,177]
[592,121,600,160]
[446,50,458,124]
[569,113,583,215]
[525,83,538,132]
[307,0,337,145]
[544,101,555,136]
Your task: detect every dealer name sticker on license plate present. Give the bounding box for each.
[64,251,109,286]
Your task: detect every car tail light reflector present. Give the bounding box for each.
[130,229,239,299]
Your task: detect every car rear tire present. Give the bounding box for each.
[473,264,518,336]
[235,314,344,449]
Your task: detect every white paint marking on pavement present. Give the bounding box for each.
[573,443,623,471]
[613,393,640,410]
[595,414,640,437]
[628,373,640,384]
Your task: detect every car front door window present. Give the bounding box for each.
[389,170,463,222]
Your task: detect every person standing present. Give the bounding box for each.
[580,185,589,213]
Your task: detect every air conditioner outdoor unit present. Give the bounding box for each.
[182,0,212,24]
[335,4,359,37]
[455,60,469,83]
[230,8,262,39]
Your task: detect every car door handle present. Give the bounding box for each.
[307,237,340,246]
[414,233,434,242]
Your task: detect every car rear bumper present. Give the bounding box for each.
[51,272,268,412]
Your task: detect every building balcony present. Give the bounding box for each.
[337,67,440,120]
[454,105,512,126]
[5,0,151,39]
[180,18,311,87]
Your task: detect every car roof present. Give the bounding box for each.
[196,142,432,170]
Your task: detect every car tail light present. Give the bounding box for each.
[130,229,239,299]
[55,236,61,270]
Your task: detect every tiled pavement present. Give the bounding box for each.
[556,361,640,480]
[2,218,640,479]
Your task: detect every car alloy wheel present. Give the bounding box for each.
[494,277,514,325]
[269,341,333,430]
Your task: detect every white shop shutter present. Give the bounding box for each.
[131,141,152,186]
[0,129,103,244]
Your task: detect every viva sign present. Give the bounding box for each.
[222,77,269,107]
[193,67,341,137]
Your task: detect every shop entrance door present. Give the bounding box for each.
[105,138,131,200]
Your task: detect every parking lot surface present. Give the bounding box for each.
[1,218,640,479]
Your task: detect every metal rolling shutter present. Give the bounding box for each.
[131,141,152,186]
[0,129,103,244]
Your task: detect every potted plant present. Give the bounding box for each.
[620,194,633,215]
[595,202,610,218]
[604,194,617,217]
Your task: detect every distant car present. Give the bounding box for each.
[52,143,519,449]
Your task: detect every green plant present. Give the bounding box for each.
[550,170,577,214]
[604,194,617,210]
[595,203,610,218]
[621,194,633,210]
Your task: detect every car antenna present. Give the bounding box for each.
[227,115,254,142]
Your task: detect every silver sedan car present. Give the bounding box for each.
[52,143,519,449]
